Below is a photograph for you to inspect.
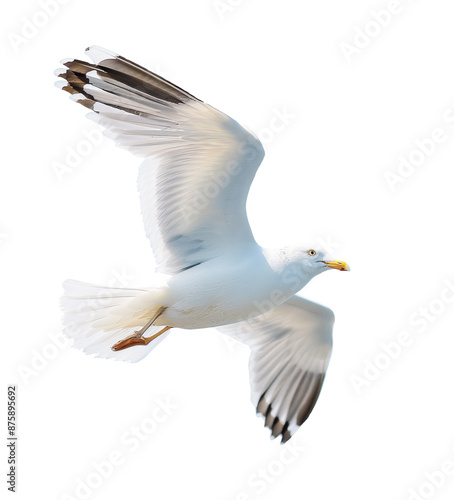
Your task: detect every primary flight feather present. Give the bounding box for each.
[57,46,349,442]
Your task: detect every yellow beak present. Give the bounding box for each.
[323,260,350,271]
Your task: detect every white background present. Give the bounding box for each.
[2,1,454,499]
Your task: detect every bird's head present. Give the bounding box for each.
[289,246,350,276]
[273,245,350,295]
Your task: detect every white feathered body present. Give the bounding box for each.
[157,246,312,329]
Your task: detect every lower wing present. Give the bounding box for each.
[219,295,334,443]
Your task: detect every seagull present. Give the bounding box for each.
[57,46,349,443]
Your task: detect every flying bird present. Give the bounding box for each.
[56,46,349,443]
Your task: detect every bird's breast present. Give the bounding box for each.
[161,250,302,329]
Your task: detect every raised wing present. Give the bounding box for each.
[219,295,334,443]
[56,46,265,274]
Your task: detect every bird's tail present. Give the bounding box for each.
[61,279,170,362]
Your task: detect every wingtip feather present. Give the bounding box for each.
[85,45,119,64]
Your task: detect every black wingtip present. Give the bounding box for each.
[281,422,291,444]
[257,394,294,443]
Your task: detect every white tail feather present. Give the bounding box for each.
[61,280,170,362]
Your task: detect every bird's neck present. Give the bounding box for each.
[262,246,314,296]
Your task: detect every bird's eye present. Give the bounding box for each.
[308,249,317,257]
